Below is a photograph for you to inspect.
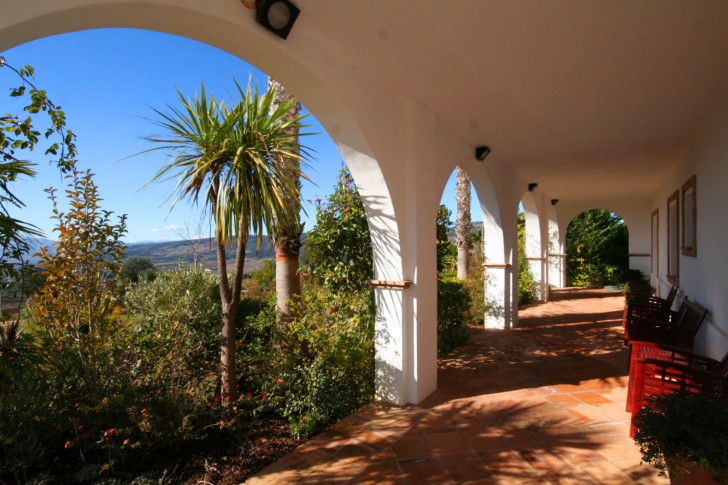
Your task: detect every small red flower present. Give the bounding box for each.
[101,396,109,405]
[123,439,130,446]
[64,441,73,450]
[74,402,81,408]
[276,379,284,384]
[262,393,268,400]
[329,307,336,314]
[207,402,213,407]
[105,428,115,437]
[247,392,253,400]
[213,396,220,403]
[225,396,230,401]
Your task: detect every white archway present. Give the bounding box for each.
[0,1,435,405]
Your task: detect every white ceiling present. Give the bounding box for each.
[297,0,728,202]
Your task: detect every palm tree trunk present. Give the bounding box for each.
[268,77,302,324]
[455,166,472,280]
[215,233,235,400]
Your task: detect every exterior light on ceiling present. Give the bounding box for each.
[528,183,538,192]
[475,146,491,161]
[551,199,559,206]
[255,0,300,40]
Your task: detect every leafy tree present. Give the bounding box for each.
[252,258,276,294]
[436,204,456,275]
[303,166,373,293]
[455,167,472,280]
[121,257,157,283]
[144,81,309,399]
[31,165,127,383]
[566,209,628,287]
[0,57,77,282]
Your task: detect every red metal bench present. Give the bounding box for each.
[627,340,728,413]
[628,357,728,437]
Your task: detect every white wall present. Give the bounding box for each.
[652,96,728,360]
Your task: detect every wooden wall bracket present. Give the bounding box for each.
[369,280,413,290]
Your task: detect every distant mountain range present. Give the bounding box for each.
[124,236,277,273]
[24,236,277,274]
[24,220,484,275]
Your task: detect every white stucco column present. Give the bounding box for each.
[523,193,546,301]
[336,99,439,405]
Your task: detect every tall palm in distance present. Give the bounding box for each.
[455,166,472,280]
[144,81,310,398]
[268,77,303,324]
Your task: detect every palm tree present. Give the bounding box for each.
[455,166,472,280]
[145,81,308,398]
[267,77,303,324]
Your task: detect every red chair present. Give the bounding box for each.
[627,340,728,412]
[628,356,728,437]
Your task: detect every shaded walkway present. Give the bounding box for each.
[248,288,667,484]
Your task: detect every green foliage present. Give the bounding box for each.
[464,244,487,325]
[31,166,127,377]
[144,80,313,398]
[436,205,457,275]
[2,263,276,482]
[634,393,728,480]
[517,212,537,305]
[622,269,654,295]
[0,58,77,282]
[121,256,157,283]
[269,287,376,437]
[437,278,471,355]
[303,167,373,293]
[251,258,276,294]
[144,80,310,248]
[566,209,628,288]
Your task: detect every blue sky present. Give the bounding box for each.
[2,28,478,243]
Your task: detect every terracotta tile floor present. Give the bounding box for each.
[247,288,668,484]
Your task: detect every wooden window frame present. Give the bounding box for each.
[667,190,679,285]
[681,175,697,257]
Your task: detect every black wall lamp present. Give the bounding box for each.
[528,183,538,192]
[551,199,559,206]
[475,146,491,161]
[255,0,300,39]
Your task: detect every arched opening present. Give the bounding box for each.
[3,1,453,412]
[565,209,630,289]
[520,192,545,303]
[438,162,509,329]
[0,19,420,480]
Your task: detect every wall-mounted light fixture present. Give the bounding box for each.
[255,0,300,40]
[551,199,559,206]
[475,145,491,161]
[528,183,538,192]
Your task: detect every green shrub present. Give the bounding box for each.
[437,278,470,355]
[272,288,375,437]
[464,248,488,325]
[634,392,728,480]
[0,265,277,483]
[622,269,654,295]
